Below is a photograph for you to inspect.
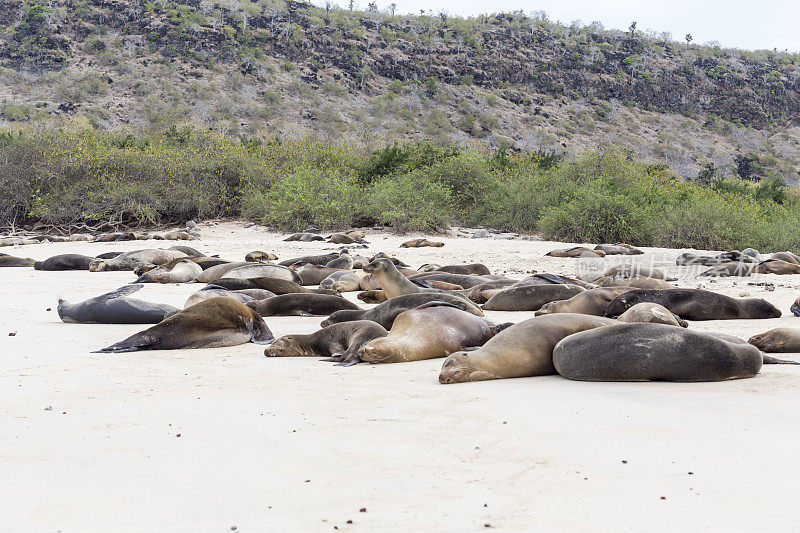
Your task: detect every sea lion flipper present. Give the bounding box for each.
[762,355,800,365]
[100,284,144,300]
[410,279,434,288]
[94,332,157,353]
[250,319,275,344]
[535,273,569,284]
[321,353,345,362]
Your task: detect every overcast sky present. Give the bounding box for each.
[335,0,800,52]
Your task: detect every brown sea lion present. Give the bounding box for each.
[0,255,37,267]
[595,244,643,255]
[328,233,366,244]
[400,238,445,248]
[547,247,605,258]
[535,287,632,316]
[604,288,781,320]
[424,263,491,276]
[748,328,800,354]
[33,254,95,271]
[770,252,800,265]
[617,302,688,327]
[155,231,195,240]
[134,259,202,283]
[279,252,339,267]
[245,251,279,262]
[409,272,493,289]
[753,259,800,275]
[699,261,754,277]
[363,258,441,298]
[368,253,409,267]
[359,302,507,364]
[247,293,360,316]
[323,292,483,329]
[95,298,274,352]
[358,290,388,304]
[603,264,666,279]
[294,264,345,286]
[482,284,585,312]
[264,321,389,366]
[218,277,338,295]
[284,232,325,242]
[439,314,615,384]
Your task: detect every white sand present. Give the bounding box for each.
[2,222,800,531]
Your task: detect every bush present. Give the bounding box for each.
[367,171,455,232]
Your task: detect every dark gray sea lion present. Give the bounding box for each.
[593,276,674,289]
[676,253,723,266]
[716,251,757,263]
[753,259,800,275]
[595,244,643,255]
[369,253,409,267]
[58,285,178,324]
[247,293,360,316]
[792,297,800,317]
[603,264,666,279]
[604,288,781,320]
[94,251,124,259]
[359,303,507,363]
[279,252,339,267]
[208,277,338,295]
[245,251,279,262]
[547,247,605,258]
[0,255,36,267]
[264,321,389,366]
[482,284,585,311]
[617,302,688,327]
[167,245,203,256]
[95,298,273,352]
[400,238,444,248]
[409,272,493,289]
[699,261,754,277]
[323,292,483,330]
[325,251,354,269]
[553,324,786,382]
[748,329,800,354]
[33,254,95,271]
[439,314,615,384]
[535,287,632,316]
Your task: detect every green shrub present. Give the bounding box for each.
[367,171,454,231]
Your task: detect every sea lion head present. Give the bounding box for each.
[89,260,107,272]
[749,299,782,319]
[263,336,306,357]
[363,258,393,275]
[748,330,787,352]
[438,351,482,384]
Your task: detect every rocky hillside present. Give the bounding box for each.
[1,0,799,181]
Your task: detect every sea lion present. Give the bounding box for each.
[363,258,441,298]
[247,293,360,316]
[134,259,202,283]
[770,252,800,265]
[245,251,279,262]
[439,314,615,384]
[748,328,800,353]
[603,264,666,279]
[417,264,442,273]
[424,263,491,275]
[699,261,755,277]
[604,288,781,320]
[33,254,95,271]
[185,288,254,308]
[359,303,507,364]
[358,290,388,304]
[95,251,124,259]
[279,252,339,267]
[617,302,688,327]
[409,272,493,289]
[197,262,251,283]
[753,260,800,275]
[328,233,365,244]
[676,253,723,266]
[321,270,363,290]
[222,263,301,283]
[595,244,643,255]
[155,231,195,240]
[593,276,673,290]
[482,284,585,311]
[792,297,800,317]
[58,285,179,324]
[351,254,370,269]
[167,245,203,256]
[294,264,345,286]
[369,252,409,267]
[89,249,188,272]
[133,257,227,276]
[216,277,338,295]
[95,298,274,352]
[326,251,354,269]
[535,287,632,316]
[400,238,444,248]
[716,251,757,263]
[264,321,389,366]
[553,324,772,382]
[284,232,325,242]
[547,247,605,258]
[323,293,483,330]
[0,255,36,267]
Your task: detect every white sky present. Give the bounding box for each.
[334,0,800,52]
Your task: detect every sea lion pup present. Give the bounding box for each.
[221,263,301,283]
[753,259,800,275]
[363,258,441,298]
[748,329,800,355]
[294,264,345,286]
[400,238,445,248]
[770,252,800,265]
[95,297,274,353]
[247,293,360,317]
[58,285,178,324]
[245,251,278,262]
[321,270,364,291]
[546,247,605,258]
[325,251,354,269]
[676,253,724,267]
[593,276,674,290]
[698,261,754,277]
[602,264,666,279]
[184,289,255,308]
[358,290,388,304]
[359,302,508,364]
[284,232,325,242]
[264,321,389,366]
[323,292,483,329]
[603,288,781,320]
[617,303,688,327]
[0,255,36,267]
[134,259,202,283]
[553,324,791,382]
[89,249,188,272]
[482,284,585,312]
[793,297,800,317]
[351,254,370,269]
[535,287,632,316]
[439,314,615,384]
[33,254,95,271]
[595,244,643,255]
[278,252,339,267]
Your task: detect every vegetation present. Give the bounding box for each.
[2,128,798,251]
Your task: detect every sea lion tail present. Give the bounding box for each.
[762,355,800,365]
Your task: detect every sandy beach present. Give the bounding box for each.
[2,221,800,531]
